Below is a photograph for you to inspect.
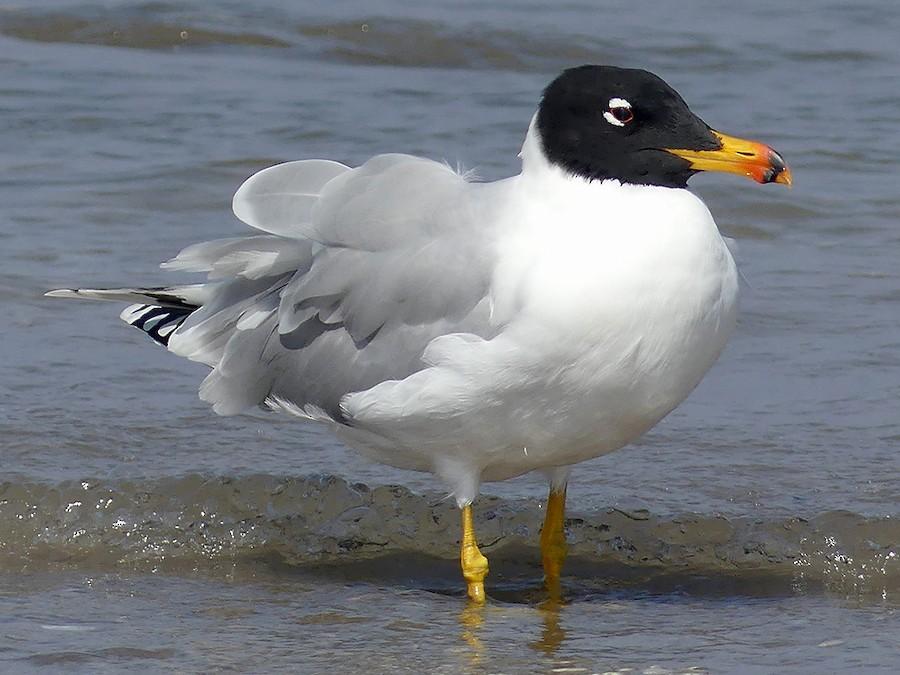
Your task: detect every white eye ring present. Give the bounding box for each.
[603,97,633,127]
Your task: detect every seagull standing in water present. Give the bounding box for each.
[48,65,791,602]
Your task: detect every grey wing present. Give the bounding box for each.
[164,154,499,418]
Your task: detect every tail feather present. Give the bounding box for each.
[45,285,208,309]
[46,285,207,348]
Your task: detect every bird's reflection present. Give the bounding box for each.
[459,602,485,666]
[531,582,567,655]
[457,583,569,665]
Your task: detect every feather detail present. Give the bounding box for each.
[120,304,194,347]
[232,159,350,238]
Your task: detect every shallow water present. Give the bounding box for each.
[2,0,899,671]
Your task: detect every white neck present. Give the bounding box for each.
[518,112,634,192]
[518,113,561,180]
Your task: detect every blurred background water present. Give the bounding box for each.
[1,0,899,672]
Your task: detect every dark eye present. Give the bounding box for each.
[610,106,633,123]
[603,97,634,127]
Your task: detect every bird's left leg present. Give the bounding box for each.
[540,468,570,597]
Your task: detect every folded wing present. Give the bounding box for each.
[164,155,498,418]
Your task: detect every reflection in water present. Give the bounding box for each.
[457,586,569,666]
[459,602,486,667]
[532,595,567,655]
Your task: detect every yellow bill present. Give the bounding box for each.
[665,131,792,185]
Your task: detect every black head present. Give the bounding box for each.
[536,65,721,188]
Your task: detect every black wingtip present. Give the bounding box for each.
[122,304,194,347]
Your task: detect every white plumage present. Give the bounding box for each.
[60,116,734,506]
[49,117,740,506]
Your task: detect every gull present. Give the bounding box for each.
[48,65,791,602]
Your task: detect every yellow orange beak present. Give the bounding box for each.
[665,131,792,186]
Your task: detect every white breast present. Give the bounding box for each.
[480,174,739,476]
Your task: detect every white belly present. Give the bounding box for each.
[479,236,739,479]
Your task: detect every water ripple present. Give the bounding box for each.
[1,475,896,603]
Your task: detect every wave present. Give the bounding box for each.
[293,18,610,72]
[0,8,616,72]
[1,474,896,602]
[0,9,289,50]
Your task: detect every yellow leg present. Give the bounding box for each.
[540,485,568,596]
[460,504,489,603]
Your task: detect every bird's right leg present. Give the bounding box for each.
[460,504,489,603]
[540,467,570,601]
[540,485,568,598]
